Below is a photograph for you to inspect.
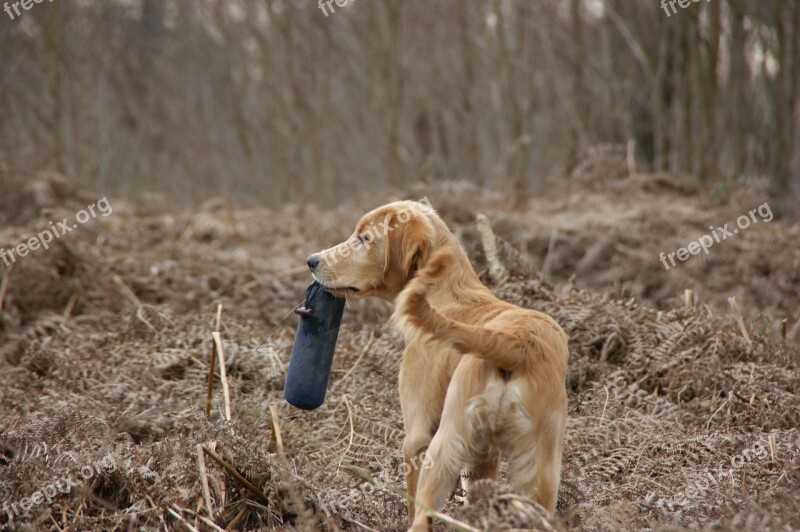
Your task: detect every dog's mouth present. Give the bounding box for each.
[326,286,359,296]
[312,276,359,296]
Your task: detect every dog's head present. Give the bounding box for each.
[307,200,437,299]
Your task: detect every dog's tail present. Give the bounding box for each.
[399,250,525,371]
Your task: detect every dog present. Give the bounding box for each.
[307,200,568,530]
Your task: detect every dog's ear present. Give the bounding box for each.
[383,211,430,292]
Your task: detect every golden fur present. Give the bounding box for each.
[308,200,568,530]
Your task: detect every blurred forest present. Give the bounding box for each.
[1,0,799,205]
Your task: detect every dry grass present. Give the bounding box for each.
[0,166,798,531]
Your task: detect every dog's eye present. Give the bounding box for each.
[357,234,370,244]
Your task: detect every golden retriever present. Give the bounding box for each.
[307,200,568,530]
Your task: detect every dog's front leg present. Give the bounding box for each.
[399,345,442,525]
[409,429,462,532]
[402,431,431,525]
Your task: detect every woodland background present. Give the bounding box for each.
[1,0,799,205]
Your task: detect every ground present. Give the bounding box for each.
[1,156,798,530]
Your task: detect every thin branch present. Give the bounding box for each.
[202,446,270,503]
[196,443,214,518]
[0,262,13,313]
[212,331,232,421]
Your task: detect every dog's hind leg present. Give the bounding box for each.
[461,390,501,496]
[410,361,493,531]
[503,402,565,515]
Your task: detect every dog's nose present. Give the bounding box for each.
[307,255,320,272]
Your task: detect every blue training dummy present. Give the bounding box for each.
[284,281,346,410]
